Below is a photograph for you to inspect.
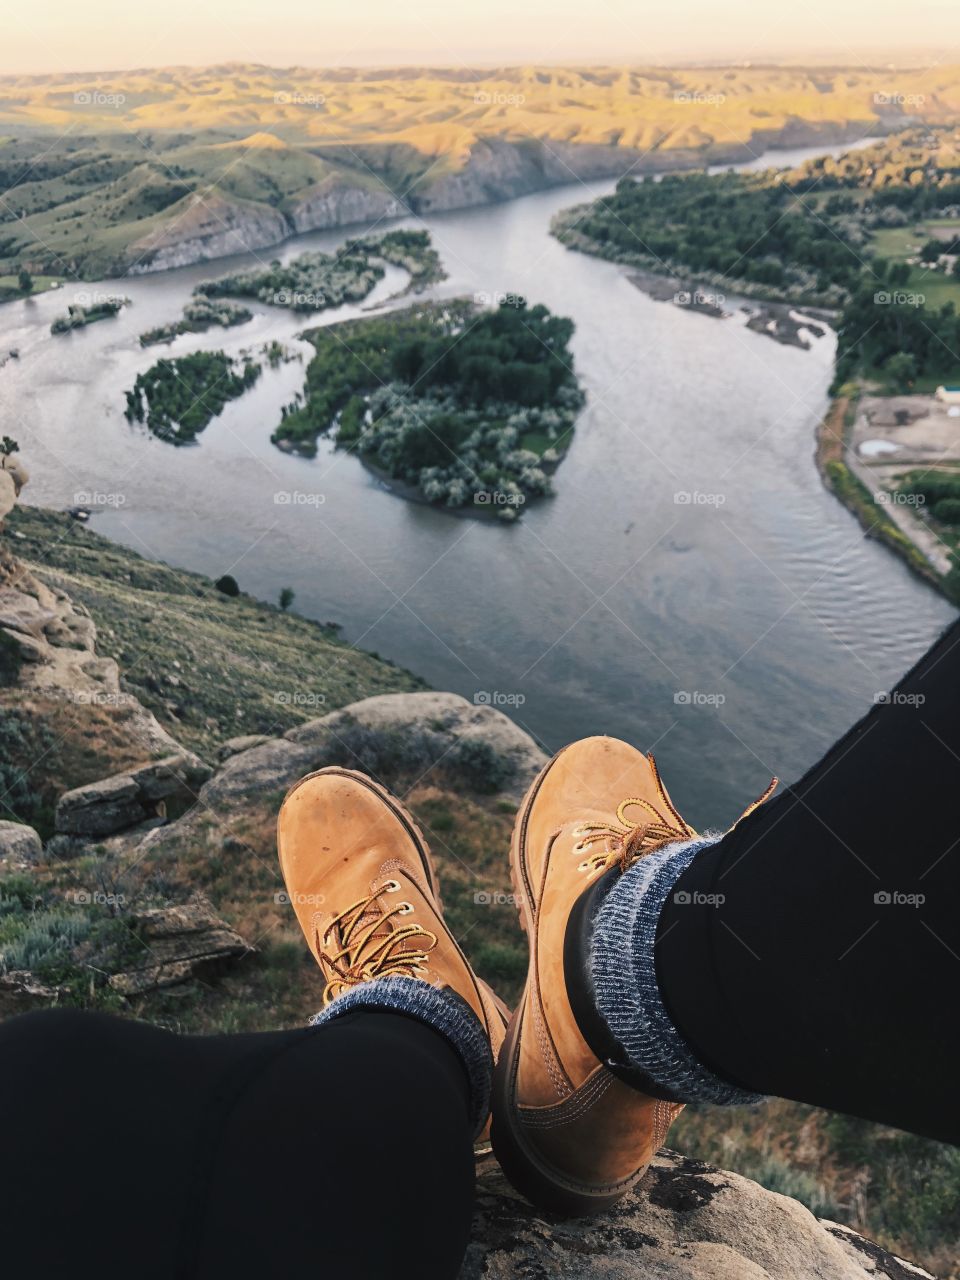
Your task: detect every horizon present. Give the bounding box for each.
[2,0,959,76]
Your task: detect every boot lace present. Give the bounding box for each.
[317,879,438,1005]
[572,753,778,875]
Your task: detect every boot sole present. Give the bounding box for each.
[491,747,639,1215]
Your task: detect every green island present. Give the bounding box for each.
[50,296,128,334]
[276,296,584,515]
[124,350,261,444]
[554,127,960,597]
[140,297,253,346]
[196,228,444,313]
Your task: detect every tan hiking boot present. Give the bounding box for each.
[277,766,509,1138]
[490,736,699,1214]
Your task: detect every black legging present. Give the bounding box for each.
[0,1009,475,1278]
[659,613,960,1144]
[3,620,959,1274]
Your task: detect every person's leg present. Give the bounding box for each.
[594,615,960,1143]
[0,1006,477,1279]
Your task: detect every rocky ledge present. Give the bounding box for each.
[465,1153,934,1280]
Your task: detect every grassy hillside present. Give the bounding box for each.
[1,62,959,278]
[5,504,425,761]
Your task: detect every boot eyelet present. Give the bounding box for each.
[383,879,401,892]
[577,860,591,872]
[398,901,414,915]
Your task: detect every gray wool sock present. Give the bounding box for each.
[591,835,765,1106]
[310,975,493,1137]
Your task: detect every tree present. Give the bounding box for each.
[0,436,19,457]
[17,269,33,294]
[920,240,943,265]
[214,574,239,597]
[279,587,295,612]
[884,352,918,392]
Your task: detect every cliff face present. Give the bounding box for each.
[123,122,894,274]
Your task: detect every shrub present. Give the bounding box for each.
[932,498,960,526]
[215,574,240,597]
[0,629,23,687]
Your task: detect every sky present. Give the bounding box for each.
[2,0,959,74]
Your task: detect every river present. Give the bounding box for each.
[2,139,953,828]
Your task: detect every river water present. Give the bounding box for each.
[2,141,953,828]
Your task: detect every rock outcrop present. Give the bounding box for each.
[201,690,549,807]
[0,544,184,757]
[107,895,253,996]
[465,1152,935,1280]
[54,751,212,838]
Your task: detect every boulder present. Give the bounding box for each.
[200,738,319,806]
[0,587,58,638]
[463,1152,935,1280]
[55,751,212,837]
[217,734,278,762]
[0,820,42,865]
[108,895,253,995]
[287,691,549,801]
